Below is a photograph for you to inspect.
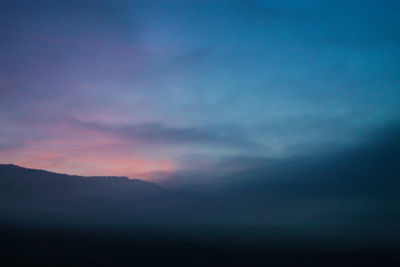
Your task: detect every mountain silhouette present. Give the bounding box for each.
[1,125,400,250]
[1,126,400,266]
[0,164,198,228]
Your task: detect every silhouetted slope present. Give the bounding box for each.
[222,125,400,198]
[206,125,400,248]
[0,163,158,186]
[1,126,400,250]
[0,164,196,228]
[0,164,164,202]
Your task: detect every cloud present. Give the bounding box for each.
[0,141,23,152]
[153,123,400,240]
[0,0,399,183]
[221,122,400,199]
[0,118,263,179]
[159,121,400,200]
[70,120,261,150]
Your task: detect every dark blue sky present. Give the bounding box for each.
[0,0,399,180]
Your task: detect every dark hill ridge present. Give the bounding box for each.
[1,125,400,252]
[0,163,189,228]
[0,163,164,197]
[0,163,153,184]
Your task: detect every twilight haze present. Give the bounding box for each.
[0,0,399,181]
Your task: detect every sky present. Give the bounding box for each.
[0,0,399,181]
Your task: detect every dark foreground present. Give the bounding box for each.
[1,225,399,267]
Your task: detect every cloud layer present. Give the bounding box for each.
[0,0,399,179]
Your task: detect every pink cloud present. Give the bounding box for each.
[0,121,177,180]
